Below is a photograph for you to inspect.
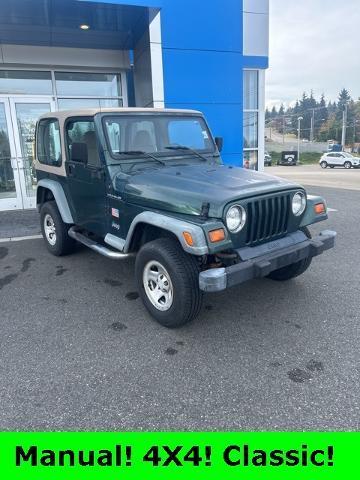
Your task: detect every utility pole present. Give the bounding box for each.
[282,115,285,144]
[341,104,348,149]
[310,109,315,142]
[297,116,303,164]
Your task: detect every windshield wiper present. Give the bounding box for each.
[109,150,166,167]
[165,145,208,162]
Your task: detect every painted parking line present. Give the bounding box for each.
[328,208,338,212]
[0,234,42,243]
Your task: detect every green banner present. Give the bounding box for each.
[0,432,358,479]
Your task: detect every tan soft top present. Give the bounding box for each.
[39,107,202,122]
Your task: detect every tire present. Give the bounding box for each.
[267,227,312,281]
[330,165,335,169]
[135,237,203,328]
[40,201,76,256]
[320,161,328,169]
[344,161,352,169]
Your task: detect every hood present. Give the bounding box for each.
[115,163,302,218]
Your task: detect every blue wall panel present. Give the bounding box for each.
[82,0,270,166]
[162,49,243,104]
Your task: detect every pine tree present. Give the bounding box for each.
[338,88,351,107]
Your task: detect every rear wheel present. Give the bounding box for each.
[135,238,203,328]
[267,227,312,281]
[344,161,352,169]
[320,161,328,169]
[40,201,76,256]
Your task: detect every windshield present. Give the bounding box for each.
[103,114,215,161]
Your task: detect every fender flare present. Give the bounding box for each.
[106,211,209,256]
[36,179,74,224]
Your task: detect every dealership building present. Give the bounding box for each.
[0,0,269,211]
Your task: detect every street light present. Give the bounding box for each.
[297,116,303,164]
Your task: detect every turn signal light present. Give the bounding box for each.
[209,229,226,243]
[314,203,326,215]
[183,231,194,247]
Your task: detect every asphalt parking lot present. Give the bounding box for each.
[0,173,359,431]
[267,164,360,191]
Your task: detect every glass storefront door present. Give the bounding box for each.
[0,97,54,210]
[10,98,54,209]
[0,100,22,210]
[0,69,126,210]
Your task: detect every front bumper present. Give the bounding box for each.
[199,230,336,292]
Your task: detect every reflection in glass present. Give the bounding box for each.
[243,112,258,149]
[243,70,259,110]
[0,71,52,95]
[57,98,122,110]
[0,104,16,199]
[55,72,122,97]
[15,103,51,196]
[244,150,258,170]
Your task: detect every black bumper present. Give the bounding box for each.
[199,230,336,292]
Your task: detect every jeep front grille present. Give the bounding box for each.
[245,193,291,246]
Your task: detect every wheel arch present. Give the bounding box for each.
[129,223,179,252]
[122,212,209,256]
[36,179,74,224]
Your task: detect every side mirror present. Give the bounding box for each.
[71,143,88,164]
[215,137,223,152]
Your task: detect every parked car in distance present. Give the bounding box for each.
[277,151,298,166]
[319,152,360,169]
[264,151,272,166]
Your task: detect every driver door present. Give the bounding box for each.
[65,117,106,235]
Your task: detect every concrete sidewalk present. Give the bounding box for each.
[0,209,40,239]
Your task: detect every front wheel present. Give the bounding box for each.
[267,227,312,281]
[135,238,203,328]
[344,161,352,169]
[320,161,328,169]
[40,201,76,256]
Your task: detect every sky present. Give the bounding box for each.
[266,0,360,110]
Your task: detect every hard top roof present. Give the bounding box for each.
[39,107,203,122]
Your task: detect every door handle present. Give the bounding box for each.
[67,164,75,176]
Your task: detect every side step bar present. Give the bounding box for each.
[68,227,133,260]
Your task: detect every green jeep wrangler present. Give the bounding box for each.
[35,108,336,328]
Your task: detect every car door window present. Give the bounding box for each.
[37,119,62,166]
[66,118,99,167]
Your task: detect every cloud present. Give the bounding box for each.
[266,0,360,108]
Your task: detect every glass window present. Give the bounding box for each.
[0,103,16,199]
[129,121,157,152]
[55,72,122,97]
[168,119,210,150]
[243,70,258,110]
[0,70,52,95]
[58,98,123,110]
[244,150,258,170]
[106,120,125,154]
[37,119,62,167]
[103,115,215,158]
[66,118,99,167]
[243,112,258,149]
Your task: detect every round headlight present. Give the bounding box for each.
[292,192,306,216]
[226,205,247,233]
